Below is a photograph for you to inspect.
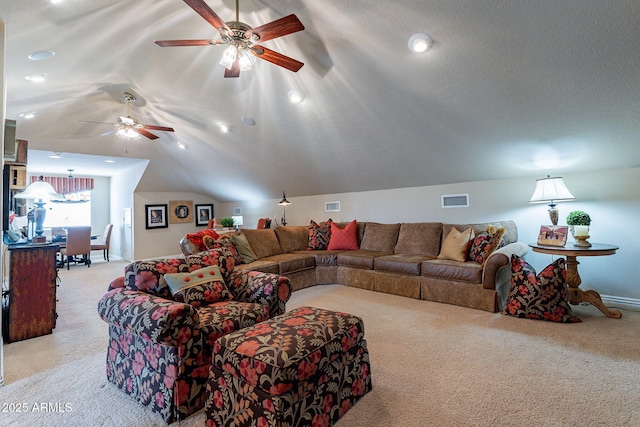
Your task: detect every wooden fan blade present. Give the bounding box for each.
[224,58,241,78]
[142,125,175,132]
[251,46,304,72]
[137,129,159,140]
[183,0,230,34]
[155,39,223,47]
[245,14,304,43]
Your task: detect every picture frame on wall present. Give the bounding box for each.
[145,204,168,229]
[195,204,214,227]
[537,225,569,247]
[169,200,194,224]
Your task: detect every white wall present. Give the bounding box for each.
[218,167,640,302]
[133,191,219,259]
[112,162,148,262]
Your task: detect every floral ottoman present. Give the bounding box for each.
[204,306,372,426]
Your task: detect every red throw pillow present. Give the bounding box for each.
[186,229,220,252]
[327,220,359,250]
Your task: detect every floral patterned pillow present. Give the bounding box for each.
[187,246,237,282]
[468,225,505,264]
[186,229,221,252]
[165,265,233,308]
[502,255,581,323]
[124,257,190,298]
[308,219,333,250]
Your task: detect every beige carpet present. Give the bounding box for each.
[1,260,639,426]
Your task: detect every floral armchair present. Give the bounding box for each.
[97,245,291,423]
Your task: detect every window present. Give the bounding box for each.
[44,190,91,227]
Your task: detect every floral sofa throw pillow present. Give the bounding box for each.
[468,224,505,264]
[308,219,333,250]
[503,255,581,323]
[165,265,234,308]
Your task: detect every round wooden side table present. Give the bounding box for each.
[529,242,621,319]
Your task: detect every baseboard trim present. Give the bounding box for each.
[601,295,640,312]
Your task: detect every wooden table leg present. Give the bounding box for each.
[565,256,622,319]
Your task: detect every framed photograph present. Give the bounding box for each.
[145,204,168,229]
[195,204,214,227]
[169,200,194,224]
[537,225,569,247]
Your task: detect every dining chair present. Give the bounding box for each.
[59,226,92,269]
[91,223,113,261]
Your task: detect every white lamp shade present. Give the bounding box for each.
[231,215,244,226]
[14,179,65,201]
[529,176,575,203]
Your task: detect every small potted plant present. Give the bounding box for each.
[219,217,235,229]
[566,211,591,244]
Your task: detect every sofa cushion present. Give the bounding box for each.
[260,253,316,275]
[275,226,309,253]
[230,233,258,264]
[240,229,283,259]
[437,227,475,262]
[502,255,581,323]
[421,259,483,284]
[328,220,359,250]
[374,254,432,276]
[307,219,333,250]
[165,265,233,307]
[295,250,342,266]
[394,222,443,256]
[360,222,400,253]
[337,250,385,270]
[237,259,280,274]
[468,225,505,265]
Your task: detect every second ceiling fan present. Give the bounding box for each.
[155,0,305,78]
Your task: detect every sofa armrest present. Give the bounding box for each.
[97,287,199,347]
[226,270,292,317]
[482,242,529,310]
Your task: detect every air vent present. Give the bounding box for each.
[233,207,241,215]
[441,194,469,208]
[325,201,341,212]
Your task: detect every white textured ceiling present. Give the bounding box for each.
[3,0,639,202]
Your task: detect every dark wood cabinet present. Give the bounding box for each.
[2,244,58,343]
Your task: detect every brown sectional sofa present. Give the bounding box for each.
[180,220,528,313]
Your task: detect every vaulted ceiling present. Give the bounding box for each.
[3,0,639,202]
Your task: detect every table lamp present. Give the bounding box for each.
[14,176,65,240]
[529,175,575,225]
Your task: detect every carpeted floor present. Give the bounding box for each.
[1,260,639,426]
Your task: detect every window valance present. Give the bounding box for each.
[31,176,94,195]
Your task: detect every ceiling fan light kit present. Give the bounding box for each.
[155,0,305,78]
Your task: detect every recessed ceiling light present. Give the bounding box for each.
[50,0,64,4]
[177,142,187,150]
[28,50,56,61]
[241,116,256,126]
[19,112,37,119]
[25,73,48,82]
[408,33,433,53]
[288,90,304,104]
[219,124,230,133]
[48,152,62,159]
[104,159,115,163]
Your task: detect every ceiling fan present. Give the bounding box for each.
[155,0,305,78]
[82,92,175,140]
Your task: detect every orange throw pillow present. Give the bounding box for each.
[186,229,220,252]
[327,220,359,250]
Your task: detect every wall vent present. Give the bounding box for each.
[325,201,341,212]
[233,207,241,215]
[441,194,469,208]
